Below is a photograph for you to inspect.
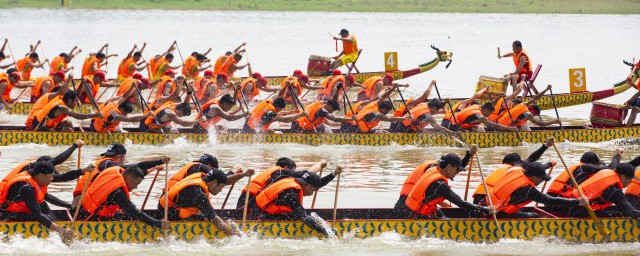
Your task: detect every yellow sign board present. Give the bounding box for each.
[384,52,398,72]
[569,68,587,93]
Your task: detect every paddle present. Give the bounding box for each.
[81,79,114,142]
[475,151,504,240]
[332,171,342,230]
[552,143,609,242]
[241,172,253,232]
[220,182,235,210]
[463,154,474,201]
[141,169,160,210]
[6,87,29,111]
[500,96,522,142]
[535,162,556,207]
[71,144,87,225]
[175,41,186,67]
[288,83,317,133]
[548,85,563,131]
[163,162,170,239]
[38,42,50,70]
[311,167,324,208]
[395,87,419,131]
[433,83,467,147]
[131,82,168,141]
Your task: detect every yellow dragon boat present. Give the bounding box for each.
[0,208,637,243]
[1,125,639,148]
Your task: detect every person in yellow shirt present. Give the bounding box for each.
[329,29,359,72]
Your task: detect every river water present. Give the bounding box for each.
[0,9,639,256]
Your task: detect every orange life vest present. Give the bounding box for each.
[195,99,222,130]
[50,56,67,74]
[149,56,163,78]
[0,161,33,195]
[239,77,260,100]
[0,172,47,213]
[81,166,130,218]
[400,103,432,131]
[167,162,200,191]
[81,76,100,104]
[82,56,101,76]
[31,76,55,100]
[356,102,381,133]
[143,101,175,131]
[497,103,529,127]
[344,101,366,126]
[625,170,640,197]
[280,76,302,102]
[242,167,283,196]
[473,164,512,197]
[16,57,34,80]
[92,103,123,133]
[448,104,482,129]
[342,34,358,55]
[26,93,59,129]
[73,157,116,196]
[393,98,414,117]
[213,55,228,75]
[116,77,136,98]
[197,80,218,103]
[295,101,326,131]
[488,167,534,214]
[255,178,303,215]
[320,75,345,98]
[488,98,507,122]
[156,75,176,98]
[443,102,462,123]
[246,100,278,132]
[160,172,209,219]
[572,169,623,211]
[360,76,382,99]
[182,56,200,79]
[218,57,237,77]
[117,57,136,80]
[1,73,14,101]
[153,59,169,80]
[547,163,584,198]
[405,167,448,216]
[400,160,438,196]
[35,97,67,129]
[513,50,532,75]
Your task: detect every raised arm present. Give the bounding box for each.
[526,84,552,105]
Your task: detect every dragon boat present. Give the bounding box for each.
[1,125,640,148]
[0,208,637,243]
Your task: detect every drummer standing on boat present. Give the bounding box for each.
[498,40,532,91]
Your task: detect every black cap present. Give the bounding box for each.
[580,152,605,165]
[523,162,551,181]
[440,153,464,172]
[615,163,639,181]
[27,161,55,175]
[101,143,127,157]
[502,153,522,165]
[203,169,227,184]
[295,171,323,188]
[197,154,219,169]
[339,29,349,35]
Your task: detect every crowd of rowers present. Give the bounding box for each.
[0,38,561,134]
[1,137,639,240]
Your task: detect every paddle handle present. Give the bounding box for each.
[548,86,563,131]
[72,171,92,223]
[220,183,235,210]
[141,169,160,210]
[535,164,555,207]
[163,162,169,221]
[552,144,609,242]
[475,153,504,239]
[501,96,522,142]
[463,154,474,201]
[241,173,253,230]
[332,173,341,229]
[311,168,324,208]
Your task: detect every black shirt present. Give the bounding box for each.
[270,188,329,235]
[423,180,488,215]
[509,186,580,208]
[98,159,163,174]
[102,188,162,228]
[170,186,217,221]
[2,181,66,228]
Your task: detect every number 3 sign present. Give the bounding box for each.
[569,68,587,93]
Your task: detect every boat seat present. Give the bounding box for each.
[522,64,542,97]
[346,49,363,74]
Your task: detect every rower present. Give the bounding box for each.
[193,94,250,133]
[566,163,640,220]
[25,82,68,130]
[194,70,214,93]
[0,70,32,109]
[242,97,307,134]
[488,162,588,218]
[497,85,559,131]
[116,43,148,82]
[49,46,80,74]
[290,99,354,133]
[153,53,182,82]
[357,73,406,101]
[472,137,555,204]
[255,167,343,236]
[389,81,456,134]
[395,146,495,218]
[0,39,14,69]
[116,73,151,108]
[31,91,102,131]
[77,71,118,104]
[236,72,274,102]
[213,43,245,76]
[166,154,252,191]
[30,71,65,102]
[215,52,247,77]
[16,52,47,81]
[441,87,516,132]
[81,44,116,77]
[198,73,228,103]
[159,169,239,236]
[339,86,411,133]
[498,40,533,91]
[486,80,526,122]
[149,44,176,81]
[328,28,359,72]
[182,53,210,80]
[316,72,358,101]
[71,143,168,208]
[0,161,74,242]
[156,69,179,98]
[140,89,198,133]
[77,165,167,229]
[90,94,152,133]
[624,156,640,209]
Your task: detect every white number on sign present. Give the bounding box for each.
[386,53,395,67]
[572,70,584,88]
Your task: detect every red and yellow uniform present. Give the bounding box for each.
[255,178,303,215]
[117,57,137,82]
[152,58,169,80]
[404,166,448,216]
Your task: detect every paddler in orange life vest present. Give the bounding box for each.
[213,42,245,76]
[0,161,74,242]
[316,70,362,101]
[290,98,355,133]
[242,97,307,134]
[328,28,359,72]
[277,74,323,104]
[356,73,408,101]
[25,83,68,130]
[49,46,80,75]
[388,81,456,134]
[496,84,560,131]
[198,73,228,103]
[564,163,640,221]
[77,71,119,104]
[115,73,152,109]
[30,70,66,102]
[165,154,252,192]
[156,69,181,98]
[116,43,148,82]
[149,43,176,81]
[215,52,248,78]
[90,93,152,133]
[31,91,102,131]
[256,166,344,236]
[441,86,516,132]
[394,146,496,218]
[339,86,411,133]
[236,72,276,103]
[0,39,15,70]
[182,52,211,80]
[487,162,588,218]
[624,156,640,209]
[472,137,555,204]
[0,70,33,109]
[81,44,117,76]
[16,50,48,81]
[140,89,199,133]
[193,94,250,133]
[498,40,533,91]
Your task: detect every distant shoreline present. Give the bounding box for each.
[2,0,639,14]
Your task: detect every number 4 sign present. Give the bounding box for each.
[384,52,398,72]
[569,68,587,93]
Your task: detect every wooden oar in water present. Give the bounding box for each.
[241,172,253,232]
[475,150,504,240]
[332,171,342,229]
[463,153,474,201]
[311,167,324,208]
[81,79,114,142]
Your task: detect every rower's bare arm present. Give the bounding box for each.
[325,113,352,123]
[529,116,558,126]
[527,85,552,105]
[167,64,182,69]
[60,106,101,120]
[480,117,515,131]
[134,63,148,71]
[213,216,239,236]
[97,44,108,54]
[0,83,7,105]
[414,81,435,106]
[115,113,150,123]
[427,116,457,135]
[15,81,34,88]
[261,85,280,92]
[515,55,527,74]
[375,87,396,105]
[225,170,254,185]
[0,63,14,69]
[276,112,306,123]
[169,113,195,127]
[379,113,409,122]
[214,107,249,121]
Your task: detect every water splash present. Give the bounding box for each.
[310,212,337,239]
